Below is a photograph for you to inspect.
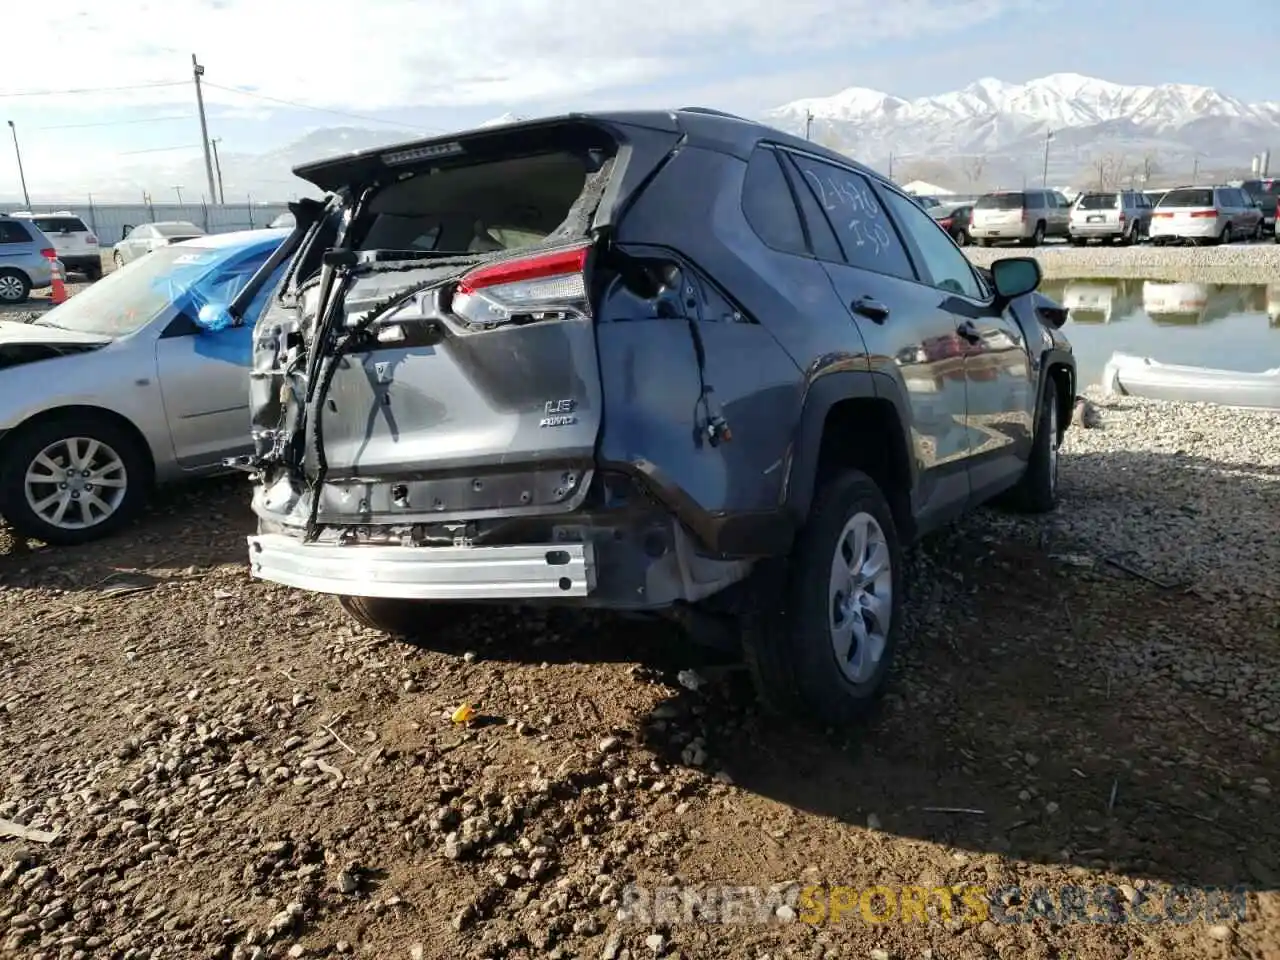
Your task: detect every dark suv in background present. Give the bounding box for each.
[241,110,1075,726]
[1241,178,1280,235]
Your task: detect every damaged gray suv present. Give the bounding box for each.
[242,110,1075,726]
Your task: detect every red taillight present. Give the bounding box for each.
[453,243,592,328]
[1118,212,1127,222]
[456,245,588,295]
[940,218,953,229]
[1189,210,1218,218]
[40,247,56,259]
[86,234,98,245]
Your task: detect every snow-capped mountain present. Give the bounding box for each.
[766,73,1280,187]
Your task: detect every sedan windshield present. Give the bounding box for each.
[32,245,226,337]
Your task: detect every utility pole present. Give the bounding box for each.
[1192,155,1200,181]
[173,185,184,206]
[192,54,218,207]
[1041,129,1054,188]
[888,152,894,179]
[210,137,226,204]
[7,121,30,209]
[805,110,813,141]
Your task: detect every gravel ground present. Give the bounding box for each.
[1,398,1277,959]
[965,239,1280,283]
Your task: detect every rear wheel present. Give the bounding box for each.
[83,262,102,282]
[1218,224,1231,245]
[112,250,124,268]
[744,470,903,728]
[1023,222,1046,247]
[0,269,31,304]
[0,414,151,545]
[953,229,969,247]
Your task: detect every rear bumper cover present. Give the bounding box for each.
[247,533,595,600]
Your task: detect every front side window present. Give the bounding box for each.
[877,187,985,300]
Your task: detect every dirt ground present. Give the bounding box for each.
[1,445,1277,960]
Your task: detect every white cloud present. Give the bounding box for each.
[2,0,1026,112]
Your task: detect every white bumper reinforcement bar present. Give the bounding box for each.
[246,534,595,600]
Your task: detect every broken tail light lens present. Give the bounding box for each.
[452,244,592,328]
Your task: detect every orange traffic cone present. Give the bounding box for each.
[49,260,67,305]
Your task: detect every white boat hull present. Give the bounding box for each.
[1102,352,1280,411]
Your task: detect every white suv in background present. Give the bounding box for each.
[10,211,102,280]
[1149,186,1264,245]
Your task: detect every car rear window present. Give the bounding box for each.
[1161,189,1214,208]
[975,193,1025,210]
[1077,194,1118,210]
[1243,180,1280,199]
[359,150,602,255]
[0,220,32,244]
[32,216,88,233]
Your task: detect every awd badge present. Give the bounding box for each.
[540,399,577,428]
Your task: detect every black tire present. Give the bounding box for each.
[953,230,969,247]
[0,269,31,304]
[1217,224,1231,245]
[1007,379,1061,514]
[744,470,904,728]
[112,250,124,268]
[83,262,103,282]
[0,414,151,546]
[1123,221,1139,246]
[1023,222,1046,247]
[338,595,472,643]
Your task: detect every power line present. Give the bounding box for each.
[201,81,440,133]
[34,115,189,131]
[118,143,202,156]
[0,80,186,99]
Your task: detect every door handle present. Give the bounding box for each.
[851,297,890,322]
[956,320,982,344]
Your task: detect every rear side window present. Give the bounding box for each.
[1078,194,1119,210]
[1161,189,1214,208]
[976,193,1025,210]
[742,148,807,256]
[786,154,914,281]
[33,216,88,233]
[0,221,32,244]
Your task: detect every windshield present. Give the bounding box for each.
[1243,180,1280,200]
[154,222,204,237]
[32,244,263,337]
[1077,194,1118,210]
[1160,189,1214,208]
[975,193,1025,210]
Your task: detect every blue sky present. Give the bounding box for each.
[1,0,1276,199]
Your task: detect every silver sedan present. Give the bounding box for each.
[0,228,289,545]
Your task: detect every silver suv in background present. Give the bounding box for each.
[11,211,102,280]
[1149,186,1264,245]
[0,214,56,304]
[969,189,1071,246]
[1068,190,1153,245]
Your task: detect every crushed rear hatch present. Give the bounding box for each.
[247,116,683,541]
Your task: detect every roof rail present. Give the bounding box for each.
[679,106,749,122]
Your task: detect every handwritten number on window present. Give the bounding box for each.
[802,168,893,256]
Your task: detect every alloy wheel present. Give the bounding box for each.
[23,436,129,531]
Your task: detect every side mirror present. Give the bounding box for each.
[990,257,1041,301]
[195,302,235,332]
